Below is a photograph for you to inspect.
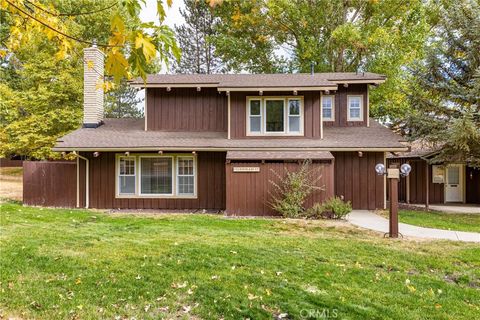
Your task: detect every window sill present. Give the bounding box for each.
[115,195,198,199]
[246,132,304,137]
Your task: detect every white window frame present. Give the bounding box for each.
[115,154,197,199]
[177,156,196,196]
[246,96,304,136]
[139,155,175,197]
[347,95,364,122]
[118,156,136,195]
[321,95,335,121]
[287,98,302,133]
[247,98,262,134]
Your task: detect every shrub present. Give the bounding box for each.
[268,160,324,218]
[321,196,352,219]
[305,202,324,219]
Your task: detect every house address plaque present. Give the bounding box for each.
[233,167,260,173]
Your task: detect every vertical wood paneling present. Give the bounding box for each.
[225,161,334,216]
[332,152,384,210]
[387,159,445,204]
[466,167,480,204]
[23,161,77,207]
[146,88,227,132]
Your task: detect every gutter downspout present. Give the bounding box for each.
[73,151,89,208]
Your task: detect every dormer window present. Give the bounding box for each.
[322,95,335,121]
[247,97,303,136]
[347,95,363,121]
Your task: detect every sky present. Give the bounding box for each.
[136,0,186,108]
[140,0,185,30]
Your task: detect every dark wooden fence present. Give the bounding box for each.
[0,158,23,167]
[23,161,77,207]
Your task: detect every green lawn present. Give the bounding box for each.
[396,210,480,233]
[1,202,479,319]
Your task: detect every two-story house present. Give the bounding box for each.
[53,45,407,215]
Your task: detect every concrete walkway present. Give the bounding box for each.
[347,210,480,242]
[407,204,480,214]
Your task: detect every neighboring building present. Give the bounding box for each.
[388,142,480,205]
[49,46,408,215]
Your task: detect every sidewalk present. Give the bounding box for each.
[347,210,480,242]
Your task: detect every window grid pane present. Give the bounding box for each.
[250,100,261,115]
[288,100,300,115]
[349,97,362,119]
[119,158,136,194]
[322,96,333,119]
[178,157,195,195]
[265,100,285,132]
[288,116,300,132]
[141,158,173,194]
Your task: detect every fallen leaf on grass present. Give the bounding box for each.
[171,281,187,289]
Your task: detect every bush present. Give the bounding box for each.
[321,197,352,219]
[304,202,324,219]
[269,160,324,218]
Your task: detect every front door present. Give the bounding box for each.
[445,165,464,202]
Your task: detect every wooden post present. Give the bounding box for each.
[388,164,400,238]
[425,161,429,211]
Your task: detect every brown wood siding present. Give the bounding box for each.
[225,161,334,216]
[0,158,23,167]
[466,166,480,204]
[323,84,368,127]
[229,91,321,139]
[146,88,228,132]
[332,152,384,210]
[387,159,444,204]
[79,151,226,210]
[23,161,77,207]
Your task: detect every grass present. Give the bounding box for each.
[0,202,479,319]
[393,210,480,233]
[0,168,22,201]
[0,167,23,177]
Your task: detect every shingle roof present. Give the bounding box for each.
[227,151,334,160]
[129,72,386,89]
[387,140,441,159]
[53,118,407,151]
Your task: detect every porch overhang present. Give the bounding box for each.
[226,150,334,161]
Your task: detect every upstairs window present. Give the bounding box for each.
[322,95,335,121]
[247,97,303,135]
[249,99,262,133]
[288,99,301,132]
[347,95,363,121]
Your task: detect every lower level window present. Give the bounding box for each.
[177,157,195,195]
[141,157,173,195]
[117,154,196,197]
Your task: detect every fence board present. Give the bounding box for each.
[23,161,76,207]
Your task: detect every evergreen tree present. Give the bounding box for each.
[173,0,224,74]
[403,0,480,167]
[105,81,144,119]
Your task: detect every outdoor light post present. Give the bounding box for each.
[375,162,412,238]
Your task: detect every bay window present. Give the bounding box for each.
[347,95,363,121]
[322,95,334,121]
[116,154,196,198]
[247,97,303,135]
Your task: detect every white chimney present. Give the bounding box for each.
[83,45,104,127]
